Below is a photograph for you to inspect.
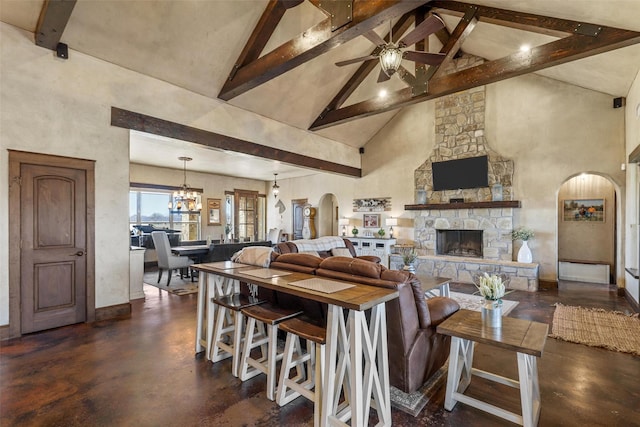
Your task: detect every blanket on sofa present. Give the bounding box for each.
[291,236,346,252]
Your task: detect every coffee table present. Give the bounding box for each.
[437,309,548,427]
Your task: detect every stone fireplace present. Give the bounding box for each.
[396,54,539,291]
[437,230,483,258]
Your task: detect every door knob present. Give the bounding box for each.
[71,250,85,257]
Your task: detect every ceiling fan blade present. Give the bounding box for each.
[363,30,387,47]
[399,15,445,47]
[377,68,391,83]
[403,50,446,66]
[335,55,378,67]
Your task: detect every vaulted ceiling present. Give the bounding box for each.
[2,0,640,180]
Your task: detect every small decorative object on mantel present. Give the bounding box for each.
[473,273,512,328]
[377,228,385,237]
[512,227,535,263]
[491,183,503,201]
[352,227,359,236]
[353,197,391,212]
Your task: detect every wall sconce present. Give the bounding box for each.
[338,218,350,237]
[386,217,398,238]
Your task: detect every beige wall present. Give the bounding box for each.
[285,74,626,282]
[0,22,358,327]
[624,70,640,305]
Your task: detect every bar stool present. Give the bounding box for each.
[238,303,303,400]
[210,291,265,377]
[276,317,327,426]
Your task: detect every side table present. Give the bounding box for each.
[437,309,548,427]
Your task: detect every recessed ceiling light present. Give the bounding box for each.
[379,89,388,98]
[519,44,531,52]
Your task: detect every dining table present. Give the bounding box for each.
[192,261,400,427]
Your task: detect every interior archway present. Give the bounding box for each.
[557,173,620,285]
[317,193,339,237]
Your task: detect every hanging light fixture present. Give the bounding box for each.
[168,156,202,212]
[379,20,403,77]
[272,173,280,199]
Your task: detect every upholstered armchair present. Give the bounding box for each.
[151,231,194,286]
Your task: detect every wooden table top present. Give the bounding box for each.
[413,274,451,291]
[436,309,548,357]
[192,262,399,312]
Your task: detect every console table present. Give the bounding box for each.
[346,237,396,268]
[437,309,548,427]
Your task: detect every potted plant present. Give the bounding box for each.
[377,228,385,237]
[401,248,417,273]
[352,227,359,236]
[473,272,512,327]
[512,227,534,263]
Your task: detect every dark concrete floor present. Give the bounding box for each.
[1,280,639,426]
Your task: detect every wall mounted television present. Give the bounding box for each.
[432,155,489,191]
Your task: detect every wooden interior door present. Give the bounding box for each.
[291,199,307,240]
[234,190,258,241]
[20,163,88,333]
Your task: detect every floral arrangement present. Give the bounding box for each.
[474,273,511,301]
[352,227,359,236]
[401,248,417,266]
[377,228,385,237]
[512,227,534,241]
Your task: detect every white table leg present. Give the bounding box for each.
[206,274,237,361]
[195,272,207,354]
[517,352,541,427]
[441,281,450,298]
[445,337,474,411]
[321,304,340,427]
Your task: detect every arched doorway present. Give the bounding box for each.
[557,173,620,285]
[317,193,339,237]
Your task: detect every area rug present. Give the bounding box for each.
[143,271,199,296]
[390,364,447,417]
[550,303,640,356]
[429,290,519,316]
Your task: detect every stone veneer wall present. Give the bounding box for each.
[408,54,538,290]
[413,54,515,261]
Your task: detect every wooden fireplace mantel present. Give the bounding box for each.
[404,201,521,210]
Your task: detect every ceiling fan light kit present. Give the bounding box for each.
[336,14,446,81]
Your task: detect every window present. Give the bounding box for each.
[129,189,200,241]
[225,190,266,242]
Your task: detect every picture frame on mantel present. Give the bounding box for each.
[562,199,605,222]
[207,198,221,225]
[363,213,380,228]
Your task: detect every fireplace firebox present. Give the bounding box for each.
[436,230,483,258]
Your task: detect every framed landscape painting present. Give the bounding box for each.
[562,199,605,222]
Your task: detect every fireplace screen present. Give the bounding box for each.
[436,230,483,258]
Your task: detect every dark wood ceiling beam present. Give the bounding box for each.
[430,6,478,79]
[218,0,432,100]
[226,1,302,81]
[430,1,578,37]
[320,13,415,116]
[111,107,360,177]
[309,26,640,130]
[35,0,77,50]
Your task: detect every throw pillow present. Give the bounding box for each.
[331,248,353,258]
[231,246,273,267]
[299,250,320,257]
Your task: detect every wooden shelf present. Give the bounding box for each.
[404,200,521,210]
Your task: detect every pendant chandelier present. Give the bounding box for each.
[272,173,280,199]
[168,156,202,212]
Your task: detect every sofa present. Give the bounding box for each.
[272,236,381,264]
[269,253,460,393]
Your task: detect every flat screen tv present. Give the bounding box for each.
[432,155,488,191]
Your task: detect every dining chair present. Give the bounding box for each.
[151,231,194,286]
[267,228,282,245]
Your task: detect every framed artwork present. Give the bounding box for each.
[363,213,380,228]
[562,199,605,222]
[207,198,221,225]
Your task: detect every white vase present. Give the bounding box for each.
[517,240,532,263]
